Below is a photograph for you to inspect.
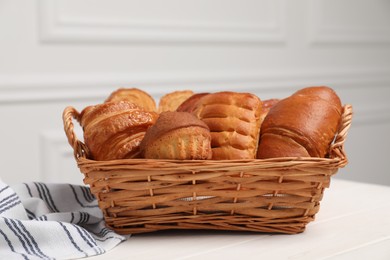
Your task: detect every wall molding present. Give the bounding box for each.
[1,68,390,125]
[1,68,389,101]
[308,0,390,44]
[0,69,389,95]
[38,0,286,44]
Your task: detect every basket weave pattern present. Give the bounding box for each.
[63,105,353,234]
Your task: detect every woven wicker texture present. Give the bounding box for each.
[63,104,353,234]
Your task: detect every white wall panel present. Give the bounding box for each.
[1,0,390,186]
[308,0,390,44]
[39,0,286,44]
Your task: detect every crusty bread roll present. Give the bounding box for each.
[105,88,157,112]
[158,90,194,113]
[176,93,209,113]
[192,91,262,160]
[257,86,342,159]
[140,111,212,160]
[80,101,159,161]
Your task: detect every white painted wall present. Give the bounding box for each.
[1,0,390,186]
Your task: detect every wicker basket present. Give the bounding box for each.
[62,104,353,235]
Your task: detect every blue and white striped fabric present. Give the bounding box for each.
[0,179,129,259]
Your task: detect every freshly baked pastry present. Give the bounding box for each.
[80,101,159,161]
[158,90,194,113]
[259,99,279,123]
[105,88,157,112]
[176,93,209,113]
[258,98,280,133]
[257,86,342,159]
[140,111,212,160]
[192,91,263,160]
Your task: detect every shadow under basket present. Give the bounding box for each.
[63,104,353,235]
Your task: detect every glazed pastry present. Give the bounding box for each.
[192,91,263,160]
[257,86,342,159]
[140,111,212,160]
[158,90,194,113]
[259,99,280,124]
[105,88,157,112]
[80,101,159,161]
[176,93,209,113]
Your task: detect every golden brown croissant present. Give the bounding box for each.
[158,90,194,113]
[80,101,159,161]
[105,88,157,112]
[192,91,263,160]
[257,86,342,159]
[140,111,212,160]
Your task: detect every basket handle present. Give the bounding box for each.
[62,106,90,160]
[329,104,353,165]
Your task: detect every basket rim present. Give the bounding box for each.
[77,156,347,170]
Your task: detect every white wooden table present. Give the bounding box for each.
[89,179,390,260]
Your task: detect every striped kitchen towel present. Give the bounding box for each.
[0,179,129,260]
